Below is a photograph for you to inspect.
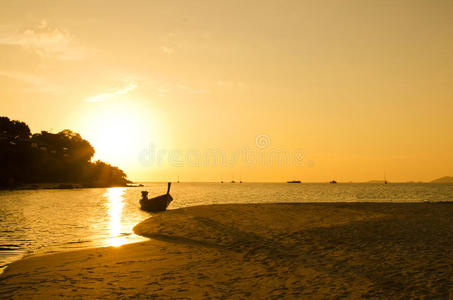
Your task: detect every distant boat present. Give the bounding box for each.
[287,180,301,183]
[127,183,144,187]
[231,180,236,183]
[140,182,173,212]
[330,180,337,184]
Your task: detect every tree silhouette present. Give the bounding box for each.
[0,116,130,189]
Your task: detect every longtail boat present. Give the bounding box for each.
[140,182,173,212]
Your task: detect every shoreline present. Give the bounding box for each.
[2,181,451,191]
[0,182,142,191]
[1,202,453,298]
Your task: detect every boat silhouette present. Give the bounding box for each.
[140,182,173,212]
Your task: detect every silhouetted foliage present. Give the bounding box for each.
[0,116,130,189]
[0,116,31,139]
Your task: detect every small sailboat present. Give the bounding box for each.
[140,182,173,212]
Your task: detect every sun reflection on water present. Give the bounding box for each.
[104,187,129,247]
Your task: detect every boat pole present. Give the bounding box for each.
[167,182,171,195]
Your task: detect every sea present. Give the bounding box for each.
[1,182,452,274]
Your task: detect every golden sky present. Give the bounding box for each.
[1,0,452,182]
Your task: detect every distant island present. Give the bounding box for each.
[0,116,131,189]
[430,176,453,183]
[287,180,301,183]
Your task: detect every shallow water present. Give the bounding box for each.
[1,182,452,273]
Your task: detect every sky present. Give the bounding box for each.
[1,0,452,182]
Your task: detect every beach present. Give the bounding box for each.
[1,203,453,298]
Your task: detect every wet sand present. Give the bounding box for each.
[1,203,453,298]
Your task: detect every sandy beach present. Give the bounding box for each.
[1,203,453,299]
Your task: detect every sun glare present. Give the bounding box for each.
[81,101,150,166]
[104,187,128,247]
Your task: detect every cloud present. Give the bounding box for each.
[0,20,86,60]
[0,70,62,94]
[160,46,175,54]
[159,32,181,55]
[0,71,43,85]
[216,80,232,86]
[139,81,209,98]
[169,84,209,95]
[84,83,138,102]
[217,80,245,88]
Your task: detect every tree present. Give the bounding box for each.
[0,116,130,188]
[0,116,31,139]
[0,117,33,186]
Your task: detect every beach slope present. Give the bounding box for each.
[1,203,453,298]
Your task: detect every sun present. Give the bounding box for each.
[80,101,150,166]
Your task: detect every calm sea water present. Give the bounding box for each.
[1,182,452,273]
